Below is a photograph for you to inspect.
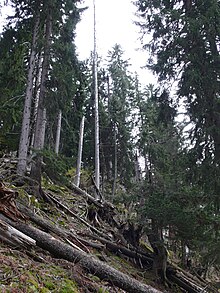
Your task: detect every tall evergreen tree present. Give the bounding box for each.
[0,5,32,152]
[135,0,220,267]
[135,86,198,262]
[106,44,135,188]
[1,0,84,179]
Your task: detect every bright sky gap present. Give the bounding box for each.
[0,1,155,85]
[75,0,155,85]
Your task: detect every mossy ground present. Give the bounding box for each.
[1,180,213,293]
[0,242,152,293]
[0,246,81,292]
[0,178,149,293]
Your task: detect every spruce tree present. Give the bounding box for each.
[135,0,220,267]
[107,44,135,188]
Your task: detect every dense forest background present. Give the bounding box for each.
[0,0,220,280]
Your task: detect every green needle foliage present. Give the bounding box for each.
[134,0,220,267]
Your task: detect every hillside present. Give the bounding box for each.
[0,157,218,293]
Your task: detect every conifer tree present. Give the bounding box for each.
[107,44,135,188]
[0,2,33,152]
[1,0,83,179]
[135,0,220,266]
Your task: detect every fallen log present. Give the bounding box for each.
[18,203,106,250]
[1,181,211,293]
[88,235,210,293]
[70,182,117,220]
[87,233,153,267]
[0,214,163,293]
[70,182,103,208]
[168,263,212,292]
[46,192,112,240]
[17,203,67,238]
[17,200,211,293]
[0,218,36,247]
[73,235,105,250]
[168,273,204,293]
[17,202,211,293]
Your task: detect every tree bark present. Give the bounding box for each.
[0,219,36,247]
[147,224,168,285]
[17,13,40,176]
[112,126,117,197]
[55,110,62,154]
[31,6,52,183]
[74,115,85,186]
[93,0,100,198]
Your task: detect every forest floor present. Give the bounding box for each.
[0,158,219,293]
[0,179,164,293]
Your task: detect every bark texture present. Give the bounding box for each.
[93,0,100,196]
[55,110,62,154]
[31,6,52,183]
[74,115,85,186]
[17,14,40,175]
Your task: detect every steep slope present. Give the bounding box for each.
[0,157,217,293]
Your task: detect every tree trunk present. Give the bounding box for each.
[0,219,36,247]
[74,115,85,187]
[55,110,62,154]
[112,126,117,197]
[93,0,100,199]
[17,14,40,176]
[135,151,141,181]
[30,108,47,183]
[31,7,52,183]
[148,224,168,285]
[29,51,43,154]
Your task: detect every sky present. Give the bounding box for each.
[0,0,155,85]
[75,0,155,85]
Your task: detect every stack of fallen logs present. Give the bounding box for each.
[0,181,216,293]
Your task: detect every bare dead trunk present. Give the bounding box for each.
[55,110,62,154]
[74,115,85,187]
[93,0,100,199]
[31,8,52,183]
[17,14,40,176]
[112,126,117,197]
[0,219,36,247]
